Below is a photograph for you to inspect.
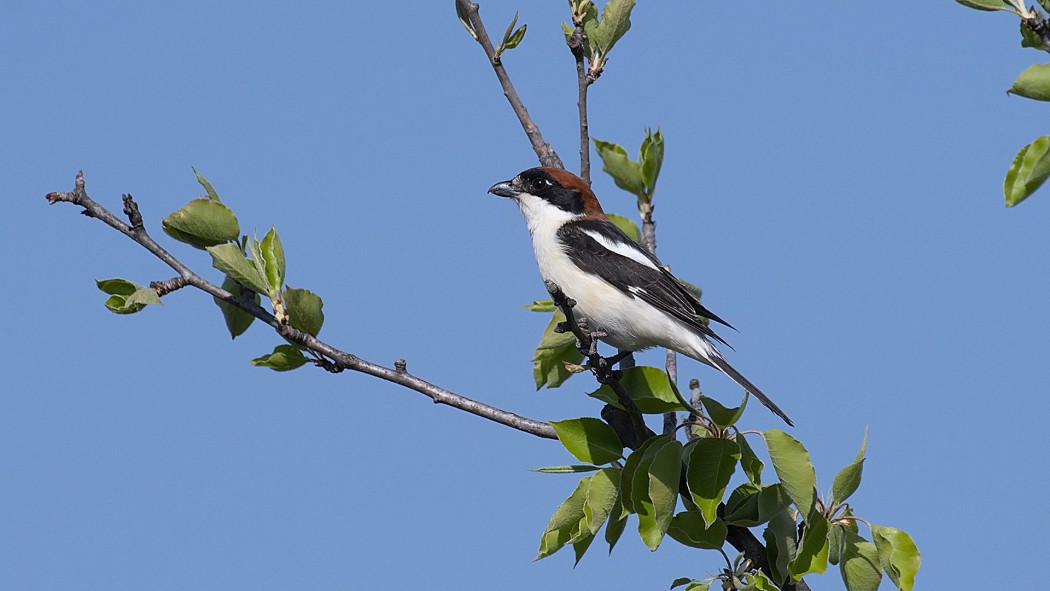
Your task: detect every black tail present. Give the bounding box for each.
[707,356,793,427]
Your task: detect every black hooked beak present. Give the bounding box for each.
[487,178,522,198]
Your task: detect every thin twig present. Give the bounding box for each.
[637,203,679,435]
[457,0,563,168]
[46,173,557,440]
[664,349,678,434]
[567,24,591,183]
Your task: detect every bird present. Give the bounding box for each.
[488,166,792,426]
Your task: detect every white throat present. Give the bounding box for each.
[513,193,581,287]
[514,193,579,239]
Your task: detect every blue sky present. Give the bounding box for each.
[3,1,1048,589]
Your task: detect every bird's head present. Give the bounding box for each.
[488,167,605,221]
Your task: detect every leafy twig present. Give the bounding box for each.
[46,171,558,440]
[456,0,563,168]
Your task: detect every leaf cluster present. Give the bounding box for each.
[956,0,1050,205]
[593,128,663,214]
[95,170,326,371]
[563,0,636,79]
[536,404,919,591]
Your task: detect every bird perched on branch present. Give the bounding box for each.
[488,166,792,426]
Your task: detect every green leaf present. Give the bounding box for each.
[953,0,1009,9]
[670,578,693,590]
[789,513,830,579]
[830,524,844,566]
[522,299,557,312]
[588,366,685,413]
[551,418,624,465]
[871,525,920,591]
[764,510,797,585]
[192,167,220,201]
[250,344,308,371]
[684,438,740,527]
[162,198,240,249]
[536,476,591,560]
[634,437,682,550]
[700,392,747,429]
[736,432,764,485]
[572,530,595,566]
[829,513,860,566]
[593,139,645,197]
[455,0,477,40]
[605,213,642,243]
[214,275,259,338]
[723,483,791,527]
[763,429,817,517]
[96,278,161,314]
[501,12,526,51]
[745,571,781,591]
[247,236,272,297]
[1008,62,1050,101]
[576,0,598,57]
[533,310,585,389]
[832,428,867,503]
[1004,135,1050,206]
[639,128,664,194]
[666,511,727,549]
[604,493,629,553]
[1021,19,1048,50]
[590,0,635,54]
[501,11,519,48]
[207,243,269,295]
[723,482,761,525]
[619,434,663,514]
[284,286,325,337]
[839,529,882,591]
[532,465,601,474]
[757,484,793,523]
[260,227,285,296]
[683,584,711,591]
[583,467,620,535]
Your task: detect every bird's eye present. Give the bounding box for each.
[531,177,551,192]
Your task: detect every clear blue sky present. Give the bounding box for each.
[3,1,1046,589]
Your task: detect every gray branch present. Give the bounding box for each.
[45,171,557,441]
[567,24,592,183]
[457,0,563,168]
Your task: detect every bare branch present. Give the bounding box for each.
[46,173,557,440]
[663,348,678,434]
[567,24,592,183]
[635,203,680,435]
[456,0,563,168]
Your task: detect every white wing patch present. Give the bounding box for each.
[581,229,660,270]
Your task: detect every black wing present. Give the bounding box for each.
[557,219,732,346]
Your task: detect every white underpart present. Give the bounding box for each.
[514,192,723,366]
